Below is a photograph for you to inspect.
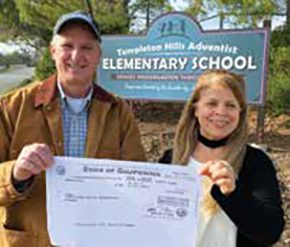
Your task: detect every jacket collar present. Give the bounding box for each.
[34,74,117,107]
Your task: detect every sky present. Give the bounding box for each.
[0,42,22,55]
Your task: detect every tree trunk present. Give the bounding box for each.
[83,0,93,15]
[287,0,290,29]
[122,0,130,30]
[146,0,151,29]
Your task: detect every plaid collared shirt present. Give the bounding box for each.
[57,82,93,157]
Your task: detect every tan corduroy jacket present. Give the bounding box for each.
[0,74,146,246]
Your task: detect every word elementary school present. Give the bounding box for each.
[102,42,258,71]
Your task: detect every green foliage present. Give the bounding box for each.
[186,0,204,18]
[130,0,170,15]
[268,42,290,115]
[0,1,51,46]
[129,0,171,31]
[35,48,55,80]
[92,0,130,34]
[15,0,82,30]
[0,51,33,66]
[0,1,132,81]
[18,77,34,87]
[268,72,290,115]
[0,0,20,33]
[187,0,281,28]
[268,28,290,109]
[270,27,290,48]
[0,1,131,47]
[1,0,177,81]
[266,27,290,115]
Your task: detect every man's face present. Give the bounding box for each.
[50,23,101,88]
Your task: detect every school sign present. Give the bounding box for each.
[98,12,269,104]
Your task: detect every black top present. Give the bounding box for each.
[159,145,285,247]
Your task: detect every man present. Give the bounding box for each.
[0,11,145,246]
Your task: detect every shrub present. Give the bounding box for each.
[268,73,290,115]
[267,30,290,115]
[35,48,55,80]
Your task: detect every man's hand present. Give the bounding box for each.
[198,160,236,195]
[13,143,54,181]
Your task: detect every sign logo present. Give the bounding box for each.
[55,165,66,176]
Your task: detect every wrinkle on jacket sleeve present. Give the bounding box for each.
[119,100,146,162]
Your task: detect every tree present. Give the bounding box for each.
[287,0,290,27]
[0,1,132,79]
[0,0,50,49]
[0,0,131,49]
[187,0,281,28]
[91,0,130,34]
[130,0,172,32]
[34,48,55,80]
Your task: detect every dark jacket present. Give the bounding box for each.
[159,145,285,247]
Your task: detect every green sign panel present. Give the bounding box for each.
[99,12,269,104]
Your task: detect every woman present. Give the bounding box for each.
[160,70,284,247]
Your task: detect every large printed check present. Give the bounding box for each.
[46,157,200,247]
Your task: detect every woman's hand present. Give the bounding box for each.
[198,160,236,195]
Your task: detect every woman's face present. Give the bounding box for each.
[195,85,241,140]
